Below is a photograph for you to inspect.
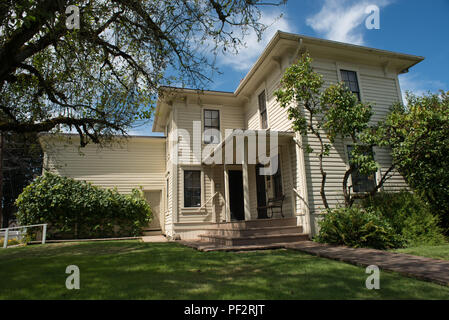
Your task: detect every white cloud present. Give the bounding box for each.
[399,73,446,103]
[306,0,390,45]
[218,10,297,71]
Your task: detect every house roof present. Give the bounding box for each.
[234,31,424,96]
[153,31,425,132]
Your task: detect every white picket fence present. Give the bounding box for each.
[0,223,47,248]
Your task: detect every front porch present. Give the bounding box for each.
[203,130,301,223]
[175,130,310,246]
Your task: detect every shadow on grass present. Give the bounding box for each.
[1,241,448,300]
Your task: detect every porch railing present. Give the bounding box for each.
[198,192,219,213]
[292,188,310,210]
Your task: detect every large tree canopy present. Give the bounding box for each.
[0,0,285,146]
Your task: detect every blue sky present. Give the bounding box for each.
[135,0,449,136]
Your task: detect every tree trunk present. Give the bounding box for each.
[319,153,329,209]
[0,133,4,227]
[343,166,355,207]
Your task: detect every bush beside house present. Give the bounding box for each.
[361,191,446,246]
[15,172,152,239]
[316,206,403,249]
[316,191,446,249]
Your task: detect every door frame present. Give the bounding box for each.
[143,189,164,232]
[224,165,243,222]
[255,164,268,219]
[227,169,245,221]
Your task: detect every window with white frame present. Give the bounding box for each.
[346,145,376,193]
[340,70,361,101]
[203,109,220,144]
[183,170,201,207]
[258,90,268,129]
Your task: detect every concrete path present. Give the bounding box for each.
[285,241,449,286]
[141,235,169,243]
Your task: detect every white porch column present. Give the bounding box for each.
[294,132,311,235]
[210,168,217,223]
[242,145,251,221]
[224,165,231,222]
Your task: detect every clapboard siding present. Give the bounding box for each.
[359,73,401,123]
[301,61,407,214]
[44,137,166,194]
[243,57,407,215]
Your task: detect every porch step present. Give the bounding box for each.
[198,233,309,247]
[205,225,303,237]
[214,217,297,230]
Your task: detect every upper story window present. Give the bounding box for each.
[258,90,268,129]
[340,70,361,101]
[347,145,376,193]
[203,109,220,144]
[184,170,201,207]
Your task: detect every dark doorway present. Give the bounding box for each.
[228,170,244,221]
[256,165,268,219]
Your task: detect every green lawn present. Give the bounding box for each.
[0,241,448,300]
[393,243,449,261]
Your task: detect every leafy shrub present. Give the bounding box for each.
[361,191,446,247]
[15,172,152,239]
[316,207,404,249]
[381,91,449,232]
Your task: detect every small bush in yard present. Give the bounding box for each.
[15,172,152,239]
[316,207,404,249]
[361,191,446,247]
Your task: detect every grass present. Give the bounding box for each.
[0,240,448,300]
[393,243,449,261]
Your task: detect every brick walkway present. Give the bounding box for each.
[285,241,449,286]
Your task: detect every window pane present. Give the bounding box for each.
[184,170,201,207]
[347,146,375,193]
[261,111,267,129]
[341,70,360,101]
[192,172,200,187]
[192,189,201,206]
[258,91,266,112]
[348,71,357,82]
[204,133,212,144]
[204,110,220,144]
[349,82,358,92]
[259,91,268,128]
